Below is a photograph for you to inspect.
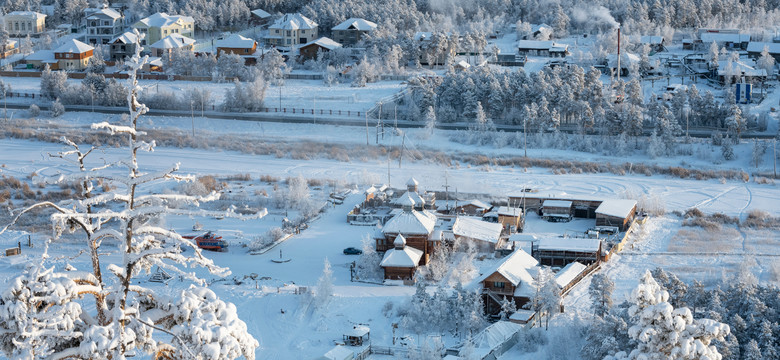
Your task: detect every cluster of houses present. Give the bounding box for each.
[351,179,640,320]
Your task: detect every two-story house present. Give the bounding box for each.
[53,39,94,71]
[331,18,377,46]
[265,13,317,47]
[473,249,539,314]
[109,31,139,61]
[4,11,47,36]
[84,7,125,45]
[150,33,195,58]
[133,13,194,47]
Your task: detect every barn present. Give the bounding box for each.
[535,237,602,266]
[451,216,504,253]
[541,200,572,222]
[595,199,637,232]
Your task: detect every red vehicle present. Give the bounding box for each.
[183,231,228,252]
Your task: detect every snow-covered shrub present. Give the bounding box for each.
[312,258,334,309]
[50,98,65,117]
[40,64,67,99]
[249,227,286,251]
[222,77,267,112]
[355,235,382,281]
[28,104,40,117]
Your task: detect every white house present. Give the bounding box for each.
[133,13,195,46]
[4,11,47,36]
[150,33,195,58]
[265,13,318,47]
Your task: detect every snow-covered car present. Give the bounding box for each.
[343,247,362,255]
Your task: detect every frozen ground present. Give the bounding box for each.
[0,110,777,359]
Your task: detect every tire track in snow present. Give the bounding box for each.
[690,186,738,210]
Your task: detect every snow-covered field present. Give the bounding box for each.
[0,106,777,358]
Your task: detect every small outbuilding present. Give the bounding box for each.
[541,200,572,222]
[451,216,504,253]
[380,235,423,280]
[536,237,602,266]
[298,37,342,61]
[321,346,354,360]
[595,199,637,231]
[343,325,370,346]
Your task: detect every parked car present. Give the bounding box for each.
[343,247,363,255]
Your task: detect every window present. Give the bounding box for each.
[286,38,291,44]
[244,49,249,53]
[494,281,505,289]
[121,45,126,51]
[275,29,279,34]
[21,23,26,31]
[15,23,19,31]
[286,30,291,36]
[103,21,110,26]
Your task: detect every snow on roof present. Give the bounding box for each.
[270,13,317,31]
[217,34,256,49]
[495,206,522,217]
[251,9,272,19]
[137,13,193,28]
[54,39,94,54]
[717,60,767,77]
[382,209,436,235]
[538,237,600,252]
[392,191,424,207]
[455,60,471,69]
[516,40,568,50]
[463,199,490,209]
[345,325,370,337]
[452,217,502,244]
[111,31,139,44]
[7,11,47,19]
[393,234,406,247]
[147,57,163,66]
[86,8,122,20]
[595,199,637,218]
[406,177,419,187]
[151,33,196,49]
[532,23,551,32]
[509,309,536,322]
[555,261,586,287]
[543,200,572,208]
[301,37,343,50]
[4,39,17,47]
[508,233,538,242]
[365,184,388,194]
[380,245,423,268]
[640,35,664,44]
[323,345,354,360]
[472,321,522,350]
[747,41,780,54]
[332,18,377,31]
[474,249,538,287]
[701,32,750,44]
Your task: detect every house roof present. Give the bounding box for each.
[217,34,255,49]
[137,12,193,28]
[472,321,523,350]
[151,34,195,49]
[701,32,750,44]
[495,206,522,217]
[747,41,780,54]
[54,39,94,54]
[406,177,419,187]
[516,40,568,51]
[345,325,370,338]
[455,60,471,69]
[382,209,436,235]
[332,18,377,31]
[7,11,46,19]
[251,9,272,19]
[323,345,354,360]
[86,8,122,20]
[392,191,423,207]
[717,60,767,77]
[595,199,637,218]
[270,13,317,31]
[26,50,56,62]
[393,234,407,247]
[607,53,640,69]
[301,37,342,51]
[380,245,423,268]
[538,237,601,252]
[543,200,572,208]
[474,249,538,288]
[111,31,139,44]
[640,35,664,44]
[555,261,586,287]
[451,217,503,244]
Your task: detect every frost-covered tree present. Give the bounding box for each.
[50,98,65,117]
[222,77,267,112]
[40,64,68,100]
[0,33,262,360]
[743,339,762,360]
[725,104,744,143]
[533,266,561,330]
[589,272,614,318]
[709,41,720,71]
[423,105,436,138]
[355,235,382,281]
[313,258,334,309]
[86,46,106,73]
[605,271,730,360]
[757,46,776,76]
[499,296,517,320]
[261,48,287,85]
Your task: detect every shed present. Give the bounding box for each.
[536,238,601,266]
[343,325,370,346]
[595,200,637,231]
[747,42,780,62]
[451,216,504,252]
[298,37,342,61]
[250,9,272,26]
[541,200,572,221]
[380,235,423,280]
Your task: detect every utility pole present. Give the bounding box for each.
[443,172,451,213]
[523,116,527,157]
[190,100,195,137]
[365,112,370,146]
[399,133,405,168]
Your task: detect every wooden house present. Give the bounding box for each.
[0,40,18,60]
[516,40,568,57]
[331,18,377,46]
[595,200,637,232]
[216,34,257,56]
[250,9,273,26]
[482,206,523,232]
[747,42,780,63]
[509,193,602,218]
[473,249,539,314]
[451,216,504,253]
[298,37,342,61]
[53,39,94,71]
[541,200,572,222]
[640,36,665,52]
[380,235,423,280]
[375,203,437,264]
[535,237,602,266]
[391,177,434,211]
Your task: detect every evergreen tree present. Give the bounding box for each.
[589,273,615,318]
[743,339,762,360]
